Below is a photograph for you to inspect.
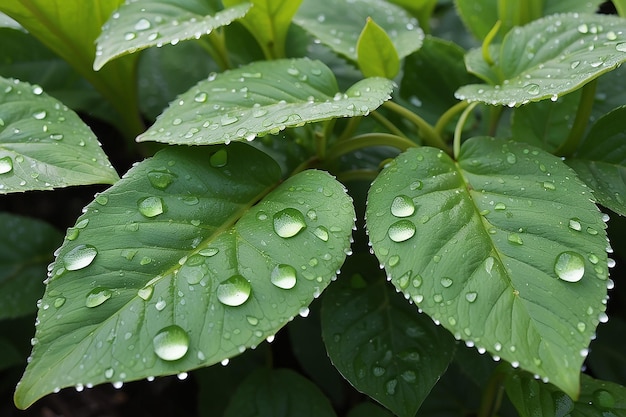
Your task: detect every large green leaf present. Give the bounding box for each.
[94,1,250,70]
[137,58,394,145]
[366,137,609,398]
[0,214,62,320]
[505,369,626,416]
[222,0,301,59]
[294,0,423,62]
[321,265,455,417]
[14,143,355,408]
[567,106,626,216]
[455,13,626,107]
[356,18,400,79]
[0,77,119,193]
[223,369,337,417]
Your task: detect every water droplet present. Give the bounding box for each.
[542,181,556,190]
[210,149,228,167]
[95,194,108,205]
[313,226,329,242]
[410,180,423,190]
[397,270,411,289]
[616,42,626,52]
[220,114,238,126]
[217,275,251,306]
[54,297,66,308]
[271,264,297,289]
[465,292,477,303]
[507,233,523,245]
[85,287,112,307]
[63,244,98,270]
[554,251,585,282]
[494,202,506,210]
[0,156,13,174]
[273,208,307,238]
[568,218,582,231]
[390,195,415,217]
[137,286,154,301]
[172,118,182,126]
[388,220,416,242]
[593,389,615,409]
[104,368,114,379]
[386,378,398,395]
[134,18,151,31]
[33,110,47,120]
[124,32,136,40]
[577,322,586,332]
[155,298,166,311]
[194,92,208,102]
[372,366,385,376]
[525,84,540,96]
[147,171,175,190]
[577,23,589,34]
[388,255,400,267]
[138,196,165,218]
[153,325,189,361]
[440,277,453,288]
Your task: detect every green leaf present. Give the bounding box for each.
[357,18,400,79]
[94,1,250,71]
[223,368,337,417]
[0,214,62,320]
[566,106,626,216]
[222,0,301,59]
[366,137,609,398]
[505,369,626,416]
[0,77,119,193]
[321,268,455,417]
[294,0,423,62]
[0,0,143,137]
[14,143,355,408]
[455,13,626,107]
[137,58,395,145]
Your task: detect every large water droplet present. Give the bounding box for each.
[390,195,415,218]
[507,233,523,245]
[63,244,98,270]
[554,251,585,282]
[568,218,582,231]
[388,220,416,242]
[440,277,453,288]
[85,287,112,308]
[465,292,477,303]
[138,196,165,218]
[134,18,151,31]
[217,275,251,306]
[525,84,540,96]
[210,149,228,167]
[273,208,307,238]
[137,286,154,301]
[0,156,13,174]
[313,226,329,241]
[153,325,189,361]
[147,171,176,190]
[593,389,615,409]
[271,264,297,289]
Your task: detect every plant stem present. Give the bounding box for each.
[477,367,506,417]
[488,105,504,136]
[371,111,409,138]
[326,133,417,162]
[482,20,502,66]
[197,30,231,71]
[435,101,470,137]
[383,101,451,153]
[337,116,363,142]
[336,169,380,183]
[554,79,597,157]
[453,102,479,159]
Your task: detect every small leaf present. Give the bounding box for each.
[15,143,355,408]
[366,137,609,398]
[0,77,119,193]
[0,214,62,320]
[567,106,626,216]
[137,58,395,145]
[321,269,455,417]
[94,1,251,70]
[357,18,400,79]
[223,369,337,417]
[294,0,423,62]
[455,13,626,107]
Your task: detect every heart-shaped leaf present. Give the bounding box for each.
[366,137,609,398]
[455,13,626,107]
[94,1,251,70]
[137,58,394,145]
[14,143,355,408]
[0,77,119,193]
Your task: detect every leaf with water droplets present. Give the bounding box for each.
[0,77,119,193]
[566,105,626,216]
[357,17,400,79]
[0,213,62,320]
[455,13,626,107]
[321,258,455,417]
[137,58,394,145]
[366,137,609,398]
[94,1,251,70]
[15,143,355,408]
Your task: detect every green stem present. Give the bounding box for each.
[336,169,380,183]
[435,101,470,137]
[482,20,502,66]
[371,111,409,138]
[554,79,597,157]
[337,116,363,142]
[488,105,504,137]
[383,101,451,153]
[477,367,506,417]
[326,133,417,162]
[196,30,231,71]
[453,102,479,160]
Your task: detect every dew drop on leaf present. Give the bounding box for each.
[507,233,524,245]
[524,84,540,96]
[0,156,13,174]
[53,297,66,308]
[465,292,477,303]
[33,110,47,120]
[194,92,208,103]
[217,275,251,306]
[554,251,585,282]
[137,286,154,301]
[85,287,112,308]
[271,264,297,289]
[313,226,329,241]
[568,218,582,231]
[63,244,98,270]
[210,149,228,167]
[134,18,151,31]
[388,220,416,242]
[273,208,307,238]
[138,196,165,218]
[147,171,176,190]
[153,325,189,361]
[390,195,415,217]
[616,42,626,52]
[593,389,615,409]
[440,277,453,288]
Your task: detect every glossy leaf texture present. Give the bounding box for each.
[137,58,394,145]
[321,272,455,417]
[455,13,626,107]
[357,18,400,79]
[222,0,301,59]
[0,214,62,320]
[505,368,626,416]
[223,369,337,417]
[14,143,356,409]
[294,0,423,62]
[94,1,251,70]
[567,106,626,216]
[366,137,609,398]
[0,77,119,193]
